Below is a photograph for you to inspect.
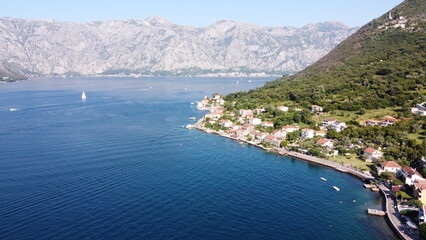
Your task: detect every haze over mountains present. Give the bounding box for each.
[0,17,357,78]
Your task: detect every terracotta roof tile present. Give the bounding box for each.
[381,161,402,168]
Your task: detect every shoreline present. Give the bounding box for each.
[192,117,412,240]
[193,117,373,181]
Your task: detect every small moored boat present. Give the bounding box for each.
[320,177,327,181]
[333,186,340,191]
[81,91,87,100]
[188,117,196,120]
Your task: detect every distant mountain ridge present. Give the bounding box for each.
[0,17,357,77]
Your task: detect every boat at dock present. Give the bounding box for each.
[188,117,196,120]
[333,186,340,191]
[320,177,327,181]
[185,124,194,129]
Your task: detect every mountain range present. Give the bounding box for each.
[0,17,357,79]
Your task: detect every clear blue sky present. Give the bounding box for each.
[0,0,403,27]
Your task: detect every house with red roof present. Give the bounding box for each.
[282,125,299,133]
[315,131,327,137]
[255,132,267,140]
[236,129,247,138]
[229,124,240,130]
[227,129,238,137]
[219,119,233,128]
[310,105,323,113]
[322,118,337,126]
[376,161,402,175]
[249,117,262,125]
[363,147,382,162]
[214,106,226,112]
[239,109,253,117]
[398,166,425,185]
[331,121,347,132]
[261,121,274,128]
[271,130,286,139]
[301,129,315,139]
[236,116,245,124]
[316,138,333,148]
[383,116,398,125]
[264,135,282,148]
[205,112,223,120]
[241,123,255,132]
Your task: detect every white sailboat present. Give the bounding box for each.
[81,91,87,100]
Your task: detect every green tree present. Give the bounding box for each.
[420,223,426,240]
[394,191,412,200]
[308,148,322,157]
[407,199,423,208]
[392,179,404,186]
[380,172,396,181]
[287,131,299,143]
[280,141,288,148]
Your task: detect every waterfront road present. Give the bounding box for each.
[378,183,418,240]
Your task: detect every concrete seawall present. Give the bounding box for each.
[285,152,373,181]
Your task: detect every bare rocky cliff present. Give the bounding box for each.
[0,17,357,76]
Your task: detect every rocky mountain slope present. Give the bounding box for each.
[0,17,356,77]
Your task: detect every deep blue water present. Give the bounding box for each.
[0,77,396,239]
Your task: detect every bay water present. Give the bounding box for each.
[0,77,396,239]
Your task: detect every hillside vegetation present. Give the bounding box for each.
[224,0,426,168]
[226,0,426,111]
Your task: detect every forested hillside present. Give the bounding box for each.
[226,0,426,112]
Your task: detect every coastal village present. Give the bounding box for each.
[192,94,426,239]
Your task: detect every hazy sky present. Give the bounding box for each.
[0,0,403,27]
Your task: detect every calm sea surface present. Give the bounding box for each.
[0,77,396,239]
